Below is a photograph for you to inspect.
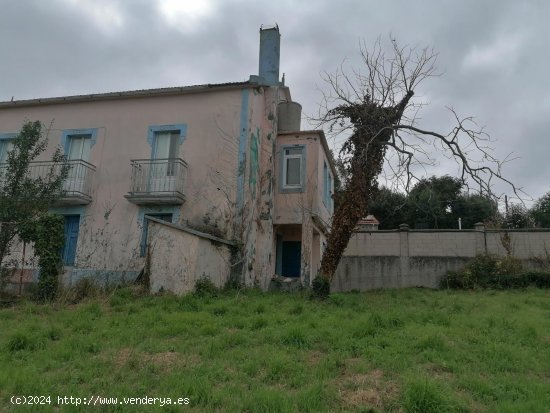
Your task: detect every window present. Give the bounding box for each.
[0,139,14,164]
[280,145,305,193]
[61,129,97,159]
[67,135,92,161]
[153,131,179,176]
[323,161,333,212]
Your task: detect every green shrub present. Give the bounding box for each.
[194,276,219,297]
[440,254,550,290]
[311,276,330,300]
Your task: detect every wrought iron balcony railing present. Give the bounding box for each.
[125,158,187,205]
[0,159,95,205]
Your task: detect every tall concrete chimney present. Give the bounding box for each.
[258,25,280,86]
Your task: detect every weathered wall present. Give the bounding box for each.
[0,87,248,282]
[332,225,550,292]
[147,218,233,295]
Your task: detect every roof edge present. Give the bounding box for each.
[0,81,259,108]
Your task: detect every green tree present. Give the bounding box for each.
[453,194,498,229]
[501,203,534,229]
[369,187,408,229]
[0,120,69,298]
[407,176,463,229]
[530,192,550,228]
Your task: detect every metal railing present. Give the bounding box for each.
[0,159,96,200]
[128,158,187,196]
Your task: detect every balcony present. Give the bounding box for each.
[0,159,95,205]
[125,158,187,205]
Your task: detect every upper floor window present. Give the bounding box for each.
[62,129,97,161]
[153,131,179,176]
[147,124,187,177]
[323,161,333,212]
[67,135,92,161]
[281,145,306,193]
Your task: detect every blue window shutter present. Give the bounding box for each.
[62,215,80,265]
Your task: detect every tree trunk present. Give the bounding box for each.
[319,92,414,281]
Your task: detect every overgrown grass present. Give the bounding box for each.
[1,287,550,412]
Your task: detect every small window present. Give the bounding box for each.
[323,161,333,212]
[0,139,14,164]
[328,173,333,212]
[282,147,304,189]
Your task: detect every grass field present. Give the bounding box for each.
[1,287,550,412]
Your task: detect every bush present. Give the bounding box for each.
[440,254,550,290]
[311,276,330,300]
[193,276,219,298]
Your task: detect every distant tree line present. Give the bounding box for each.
[360,175,550,230]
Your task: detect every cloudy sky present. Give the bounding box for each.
[1,0,548,204]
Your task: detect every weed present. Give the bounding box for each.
[193,276,219,298]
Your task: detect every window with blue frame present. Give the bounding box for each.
[0,137,15,164]
[323,161,333,212]
[61,129,97,160]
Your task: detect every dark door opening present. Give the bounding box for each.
[281,241,301,277]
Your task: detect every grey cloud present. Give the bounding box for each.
[1,0,548,202]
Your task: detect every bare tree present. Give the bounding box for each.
[315,37,521,282]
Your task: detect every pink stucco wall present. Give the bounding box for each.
[0,88,247,279]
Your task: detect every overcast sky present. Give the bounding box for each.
[1,0,548,205]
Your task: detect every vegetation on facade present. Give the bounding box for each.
[0,120,68,299]
[315,37,520,287]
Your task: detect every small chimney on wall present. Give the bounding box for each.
[258,25,280,86]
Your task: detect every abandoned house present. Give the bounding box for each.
[0,26,337,294]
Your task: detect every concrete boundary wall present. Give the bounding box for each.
[332,224,550,292]
[147,217,235,295]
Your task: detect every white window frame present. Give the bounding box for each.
[280,145,306,193]
[67,134,92,161]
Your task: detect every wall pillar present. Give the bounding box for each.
[398,223,410,287]
[474,222,486,255]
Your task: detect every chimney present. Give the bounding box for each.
[258,25,280,86]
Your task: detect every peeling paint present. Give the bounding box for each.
[236,88,250,212]
[249,128,260,196]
